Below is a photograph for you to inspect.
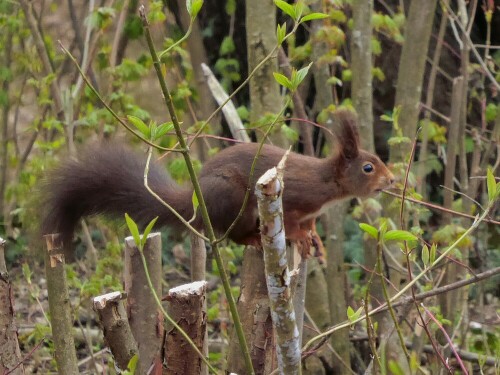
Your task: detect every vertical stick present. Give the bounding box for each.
[43,234,78,374]
[124,232,163,375]
[256,158,301,375]
[190,232,206,282]
[443,77,465,219]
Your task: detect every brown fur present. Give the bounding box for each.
[41,110,394,257]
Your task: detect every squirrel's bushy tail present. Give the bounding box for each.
[41,143,193,250]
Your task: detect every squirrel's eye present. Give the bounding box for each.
[362,163,374,173]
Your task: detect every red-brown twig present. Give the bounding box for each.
[421,304,468,374]
[383,190,500,225]
[5,338,46,375]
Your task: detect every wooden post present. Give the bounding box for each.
[164,281,208,375]
[93,291,138,372]
[43,234,79,374]
[124,232,163,374]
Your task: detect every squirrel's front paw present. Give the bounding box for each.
[310,232,326,264]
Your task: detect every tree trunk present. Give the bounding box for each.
[390,0,438,162]
[246,0,286,146]
[310,3,351,369]
[351,0,374,152]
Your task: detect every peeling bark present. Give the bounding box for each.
[256,155,301,375]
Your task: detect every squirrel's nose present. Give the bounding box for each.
[387,173,395,186]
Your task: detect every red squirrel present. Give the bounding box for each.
[41,110,394,258]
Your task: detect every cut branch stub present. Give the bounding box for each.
[93,291,138,372]
[44,233,65,268]
[164,281,208,375]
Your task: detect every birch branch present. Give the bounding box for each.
[256,150,301,374]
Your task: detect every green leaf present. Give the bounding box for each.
[430,243,437,264]
[387,136,411,146]
[154,122,173,140]
[280,124,299,142]
[388,360,405,375]
[341,69,352,82]
[276,23,287,45]
[141,217,159,248]
[220,36,235,55]
[346,305,362,322]
[359,223,379,240]
[421,244,429,268]
[127,115,150,138]
[274,0,295,19]
[383,230,417,243]
[485,103,497,122]
[22,263,33,284]
[192,191,199,214]
[372,67,385,81]
[192,0,204,18]
[300,12,329,22]
[292,62,313,89]
[187,0,204,18]
[273,72,292,90]
[326,76,343,86]
[125,213,141,250]
[486,167,497,202]
[294,1,304,20]
[380,114,393,122]
[122,354,138,374]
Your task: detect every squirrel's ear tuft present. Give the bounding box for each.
[334,109,360,160]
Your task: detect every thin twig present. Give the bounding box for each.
[442,1,500,91]
[400,129,450,369]
[303,200,495,353]
[422,304,468,374]
[5,338,46,375]
[59,42,183,153]
[144,148,208,241]
[383,190,500,225]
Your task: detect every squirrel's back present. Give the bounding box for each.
[41,143,192,250]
